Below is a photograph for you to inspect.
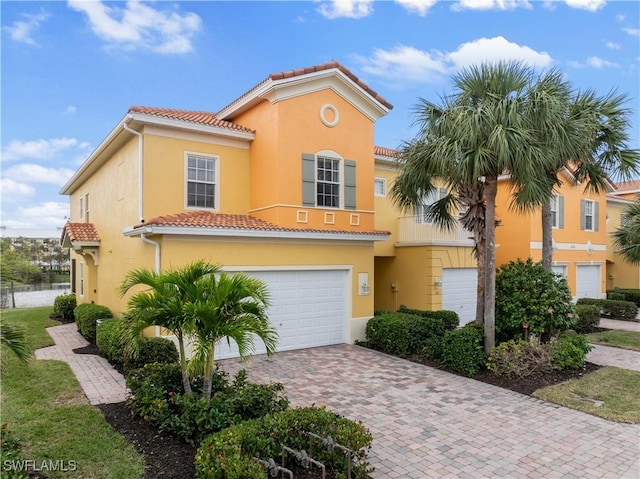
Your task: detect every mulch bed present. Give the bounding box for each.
[69,331,605,479]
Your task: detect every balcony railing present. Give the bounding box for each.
[397,216,475,246]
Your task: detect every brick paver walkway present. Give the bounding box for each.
[599,318,640,332]
[34,323,127,405]
[586,318,640,371]
[220,345,640,479]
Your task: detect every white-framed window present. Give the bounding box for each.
[79,262,84,297]
[581,199,598,231]
[186,153,217,209]
[85,194,90,222]
[79,197,84,221]
[415,187,447,223]
[550,195,558,228]
[316,156,341,208]
[621,213,631,227]
[374,177,387,197]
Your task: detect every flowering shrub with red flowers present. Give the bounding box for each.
[495,258,576,344]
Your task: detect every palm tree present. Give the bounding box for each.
[392,61,574,352]
[613,195,640,264]
[119,261,220,395]
[0,319,31,366]
[515,89,640,269]
[186,272,277,404]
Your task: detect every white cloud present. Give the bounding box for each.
[563,0,606,11]
[449,36,553,68]
[2,202,70,228]
[317,0,374,19]
[3,164,75,186]
[395,0,438,16]
[568,56,619,68]
[1,138,78,162]
[605,41,620,50]
[2,11,50,46]
[357,45,449,83]
[65,105,77,114]
[616,14,626,22]
[0,178,35,200]
[623,27,640,38]
[67,0,202,54]
[452,0,532,11]
[355,36,553,85]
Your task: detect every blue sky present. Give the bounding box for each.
[1,0,639,230]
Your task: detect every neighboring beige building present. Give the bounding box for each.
[606,180,640,289]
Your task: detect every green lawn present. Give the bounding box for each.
[586,330,640,351]
[1,307,144,478]
[533,366,640,423]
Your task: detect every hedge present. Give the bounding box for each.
[123,337,179,371]
[195,407,373,479]
[574,304,601,333]
[365,312,447,359]
[96,318,127,363]
[397,307,459,330]
[441,323,485,377]
[607,289,640,306]
[53,294,76,321]
[74,303,113,341]
[576,298,638,321]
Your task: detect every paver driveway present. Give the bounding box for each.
[220,345,639,479]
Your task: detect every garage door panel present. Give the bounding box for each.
[576,265,601,299]
[215,269,347,360]
[442,268,477,326]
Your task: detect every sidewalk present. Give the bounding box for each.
[34,323,127,405]
[585,318,640,371]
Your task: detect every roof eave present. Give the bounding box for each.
[127,112,256,141]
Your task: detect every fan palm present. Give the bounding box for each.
[392,61,574,352]
[0,319,31,366]
[613,195,640,264]
[119,260,220,395]
[185,272,277,404]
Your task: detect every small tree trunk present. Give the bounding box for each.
[177,335,192,395]
[475,235,486,324]
[541,200,554,270]
[483,177,498,353]
[203,347,215,405]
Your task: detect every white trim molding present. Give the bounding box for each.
[530,241,606,252]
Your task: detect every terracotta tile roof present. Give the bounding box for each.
[374,146,400,158]
[60,222,100,244]
[137,211,389,236]
[614,179,640,192]
[218,61,393,116]
[129,106,253,133]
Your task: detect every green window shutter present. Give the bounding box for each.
[344,160,356,210]
[558,196,564,229]
[594,201,599,231]
[580,199,585,230]
[302,153,316,207]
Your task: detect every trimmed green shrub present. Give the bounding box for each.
[123,336,179,371]
[96,318,127,364]
[398,307,460,330]
[195,407,373,479]
[574,304,601,333]
[576,298,638,321]
[74,303,113,342]
[126,364,288,446]
[495,259,576,343]
[487,340,553,379]
[442,323,485,377]
[609,288,640,306]
[365,312,446,359]
[606,290,625,301]
[53,294,76,321]
[548,333,593,370]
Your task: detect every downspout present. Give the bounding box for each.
[123,117,161,274]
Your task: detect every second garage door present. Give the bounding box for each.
[576,264,602,299]
[215,269,348,359]
[442,268,478,326]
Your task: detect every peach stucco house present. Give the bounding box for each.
[61,62,634,357]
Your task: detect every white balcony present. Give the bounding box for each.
[396,216,475,246]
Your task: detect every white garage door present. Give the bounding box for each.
[442,268,477,326]
[215,269,348,359]
[576,265,602,299]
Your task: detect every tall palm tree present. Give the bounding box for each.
[0,319,31,366]
[392,61,574,352]
[119,261,220,395]
[186,272,277,404]
[613,195,640,264]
